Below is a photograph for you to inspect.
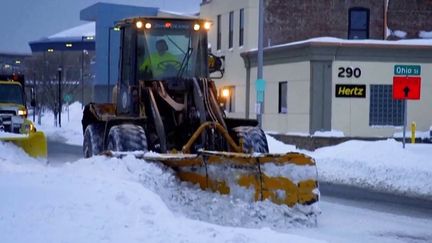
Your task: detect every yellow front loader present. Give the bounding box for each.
[82,17,319,217]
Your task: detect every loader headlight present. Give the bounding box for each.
[203,21,211,30]
[136,21,143,29]
[193,23,200,31]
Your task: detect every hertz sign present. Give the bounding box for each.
[335,84,366,98]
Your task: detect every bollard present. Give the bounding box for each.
[411,122,416,144]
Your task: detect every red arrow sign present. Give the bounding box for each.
[393,76,421,100]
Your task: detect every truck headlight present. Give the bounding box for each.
[17,109,27,117]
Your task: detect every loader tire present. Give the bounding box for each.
[83,124,104,158]
[234,126,269,153]
[107,124,148,152]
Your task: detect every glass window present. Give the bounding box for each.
[0,84,23,104]
[229,11,234,48]
[136,22,208,80]
[348,8,369,39]
[239,9,244,46]
[217,15,221,50]
[121,26,134,85]
[278,81,287,114]
[369,85,404,126]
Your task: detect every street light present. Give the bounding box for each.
[58,67,62,128]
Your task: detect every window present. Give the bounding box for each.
[217,15,221,50]
[239,8,244,46]
[369,85,404,126]
[348,7,369,39]
[121,26,134,85]
[229,11,234,48]
[278,81,287,113]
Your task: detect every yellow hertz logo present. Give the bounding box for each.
[335,84,366,98]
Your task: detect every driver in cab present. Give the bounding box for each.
[139,39,180,78]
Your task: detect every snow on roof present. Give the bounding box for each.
[158,9,198,18]
[248,37,432,53]
[49,22,95,39]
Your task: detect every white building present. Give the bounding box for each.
[200,0,432,137]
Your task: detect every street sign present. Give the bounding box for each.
[394,65,421,76]
[393,76,421,100]
[255,79,266,92]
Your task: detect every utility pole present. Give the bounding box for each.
[256,0,265,128]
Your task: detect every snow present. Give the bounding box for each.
[266,135,432,199]
[0,131,27,138]
[419,30,432,39]
[36,102,84,145]
[393,30,407,39]
[0,145,323,243]
[248,36,432,52]
[49,22,95,39]
[2,109,432,242]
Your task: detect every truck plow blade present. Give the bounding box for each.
[1,131,47,158]
[109,150,319,214]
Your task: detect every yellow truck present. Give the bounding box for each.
[0,74,47,158]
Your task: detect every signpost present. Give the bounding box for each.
[392,65,422,148]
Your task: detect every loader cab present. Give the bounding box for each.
[116,18,211,115]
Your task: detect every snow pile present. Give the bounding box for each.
[37,102,83,145]
[419,30,432,39]
[312,130,344,137]
[0,144,324,243]
[267,135,432,199]
[313,140,432,198]
[0,131,27,138]
[393,30,407,39]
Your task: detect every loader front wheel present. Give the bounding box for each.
[234,126,269,153]
[83,124,104,158]
[107,124,148,152]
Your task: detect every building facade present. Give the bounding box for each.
[200,0,432,137]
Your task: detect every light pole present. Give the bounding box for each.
[81,37,85,108]
[58,67,62,128]
[107,28,111,103]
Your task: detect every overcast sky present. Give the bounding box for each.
[0,0,201,54]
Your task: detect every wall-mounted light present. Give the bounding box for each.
[145,23,152,29]
[136,21,143,29]
[222,88,230,98]
[47,48,54,52]
[65,43,73,48]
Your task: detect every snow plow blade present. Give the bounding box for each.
[1,131,47,158]
[110,150,319,211]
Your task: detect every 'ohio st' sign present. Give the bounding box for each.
[335,84,366,98]
[394,65,421,76]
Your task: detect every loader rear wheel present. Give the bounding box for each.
[83,124,104,158]
[234,126,269,153]
[107,124,148,152]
